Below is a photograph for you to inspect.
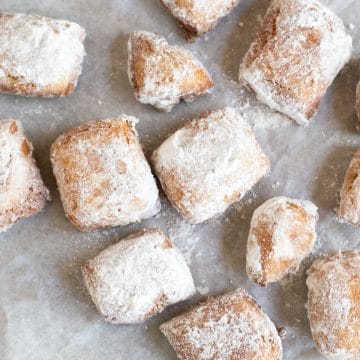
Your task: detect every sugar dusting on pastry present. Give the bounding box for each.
[160,0,241,38]
[247,196,318,286]
[160,288,282,359]
[51,117,160,231]
[127,31,213,111]
[82,228,195,324]
[240,0,352,126]
[0,120,51,232]
[306,251,360,359]
[0,12,86,96]
[152,107,270,224]
[338,149,360,227]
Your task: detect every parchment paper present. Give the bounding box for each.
[0,1,359,359]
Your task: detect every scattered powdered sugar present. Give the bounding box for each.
[160,289,282,359]
[196,286,209,295]
[0,13,86,89]
[152,107,270,224]
[82,228,195,324]
[348,23,355,31]
[240,0,352,126]
[127,31,213,111]
[237,95,294,129]
[168,218,199,265]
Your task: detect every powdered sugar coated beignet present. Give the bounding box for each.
[240,0,352,126]
[51,117,160,231]
[0,12,86,97]
[160,0,241,40]
[127,31,213,112]
[82,228,195,324]
[306,251,360,359]
[338,149,360,227]
[0,120,51,232]
[152,107,270,224]
[247,196,318,286]
[160,288,282,360]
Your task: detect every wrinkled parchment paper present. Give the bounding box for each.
[0,1,359,359]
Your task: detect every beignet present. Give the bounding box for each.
[50,117,160,231]
[0,120,50,232]
[128,31,213,111]
[0,12,86,97]
[338,149,360,226]
[306,251,360,359]
[240,0,352,126]
[160,288,282,360]
[160,0,241,40]
[82,228,195,324]
[247,196,318,286]
[152,107,270,224]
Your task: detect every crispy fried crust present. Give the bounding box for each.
[128,31,213,111]
[0,73,79,97]
[307,251,360,359]
[338,149,360,226]
[0,120,51,232]
[247,197,318,286]
[160,288,282,359]
[50,117,160,231]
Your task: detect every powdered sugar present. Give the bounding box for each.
[152,107,270,224]
[240,0,352,126]
[237,100,294,129]
[0,13,86,94]
[127,31,213,111]
[82,228,196,324]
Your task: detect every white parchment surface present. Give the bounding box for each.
[0,0,359,359]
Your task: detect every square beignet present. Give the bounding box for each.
[82,228,195,324]
[160,0,241,40]
[239,0,352,126]
[306,251,360,359]
[0,120,51,232]
[247,196,318,286]
[50,117,160,231]
[160,288,283,360]
[152,107,270,224]
[338,149,360,226]
[0,12,86,97]
[128,31,214,112]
